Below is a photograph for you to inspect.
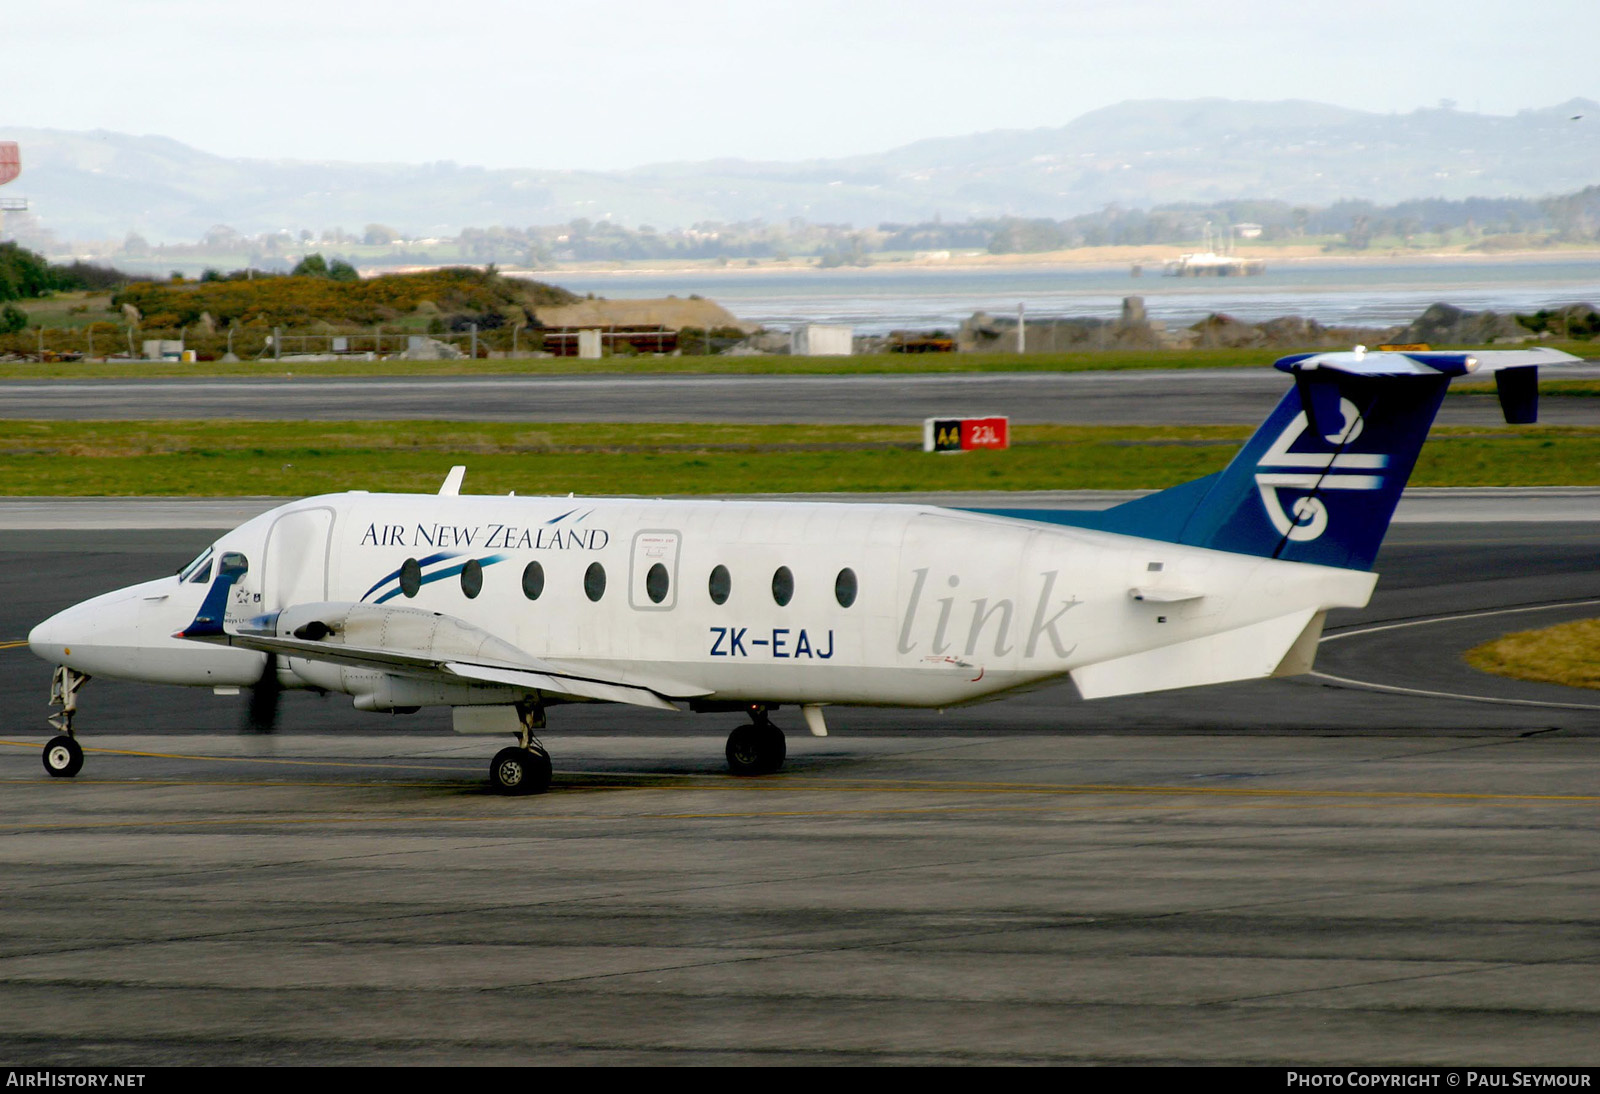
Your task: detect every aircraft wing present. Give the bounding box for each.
[183,600,710,711]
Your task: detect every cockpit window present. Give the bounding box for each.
[219,552,249,578]
[179,548,214,583]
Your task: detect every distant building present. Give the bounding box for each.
[790,324,853,356]
[539,326,677,358]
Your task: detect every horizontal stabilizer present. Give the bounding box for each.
[1275,346,1581,379]
[1276,346,1582,425]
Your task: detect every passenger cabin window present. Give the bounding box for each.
[835,567,858,608]
[460,559,483,599]
[771,566,794,607]
[400,558,422,598]
[646,562,670,604]
[584,562,607,602]
[522,561,545,600]
[708,564,731,605]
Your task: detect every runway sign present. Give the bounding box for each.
[923,416,1009,453]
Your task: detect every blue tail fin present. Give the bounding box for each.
[973,348,1581,571]
[1135,370,1446,569]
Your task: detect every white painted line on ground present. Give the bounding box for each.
[1315,599,1600,711]
[1309,670,1600,712]
[1322,599,1600,643]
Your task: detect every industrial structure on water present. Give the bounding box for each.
[0,142,27,237]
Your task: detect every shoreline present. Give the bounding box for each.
[503,246,1600,280]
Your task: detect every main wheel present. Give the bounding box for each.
[726,722,786,776]
[42,735,83,779]
[489,746,552,796]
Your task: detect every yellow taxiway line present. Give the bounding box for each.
[2,738,1596,810]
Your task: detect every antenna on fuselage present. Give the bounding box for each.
[439,466,466,496]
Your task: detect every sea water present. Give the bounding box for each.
[549,257,1600,335]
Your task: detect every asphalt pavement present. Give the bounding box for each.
[0,512,1595,1064]
[3,367,1598,424]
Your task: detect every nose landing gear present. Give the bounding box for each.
[42,666,90,779]
[726,707,786,776]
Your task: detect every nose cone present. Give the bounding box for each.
[27,612,65,662]
[29,579,264,687]
[30,593,120,668]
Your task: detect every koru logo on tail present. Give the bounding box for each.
[1254,398,1387,542]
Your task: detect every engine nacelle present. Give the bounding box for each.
[262,602,534,712]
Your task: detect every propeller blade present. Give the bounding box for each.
[244,655,282,733]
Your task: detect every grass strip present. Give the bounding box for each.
[1465,619,1600,690]
[1,421,1597,496]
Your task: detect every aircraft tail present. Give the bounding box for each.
[982,348,1582,571]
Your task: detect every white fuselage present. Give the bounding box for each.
[30,491,1378,714]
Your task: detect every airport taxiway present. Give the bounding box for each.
[3,366,1599,424]
[0,505,1596,1064]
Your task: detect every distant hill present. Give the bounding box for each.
[4,98,1600,243]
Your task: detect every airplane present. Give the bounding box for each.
[26,346,1584,794]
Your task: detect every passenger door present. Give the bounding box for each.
[263,507,334,611]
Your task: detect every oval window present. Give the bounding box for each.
[522,561,545,600]
[771,566,794,607]
[399,558,422,598]
[584,561,607,602]
[646,562,670,604]
[460,558,483,599]
[835,567,858,608]
[708,564,731,605]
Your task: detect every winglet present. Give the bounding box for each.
[439,466,466,496]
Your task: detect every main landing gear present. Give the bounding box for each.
[488,701,552,796]
[726,707,786,776]
[42,666,90,779]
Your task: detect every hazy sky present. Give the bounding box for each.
[9,0,1592,170]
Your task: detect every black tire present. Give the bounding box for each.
[489,746,551,796]
[726,722,786,776]
[42,735,83,779]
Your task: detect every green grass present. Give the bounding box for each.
[2,420,1596,497]
[1466,619,1600,690]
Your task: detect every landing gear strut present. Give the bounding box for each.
[42,666,89,779]
[726,707,786,776]
[488,701,552,796]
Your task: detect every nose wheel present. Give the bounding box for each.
[726,710,786,776]
[42,735,84,778]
